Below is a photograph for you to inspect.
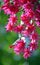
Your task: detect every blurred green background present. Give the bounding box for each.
[0,1,40,65]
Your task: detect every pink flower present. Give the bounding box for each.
[2,3,11,15]
[29,42,38,51]
[35,6,40,27]
[27,9,34,18]
[13,0,21,7]
[2,3,19,15]
[27,23,35,33]
[30,32,38,40]
[21,13,30,25]
[13,40,25,55]
[22,30,30,37]
[14,0,27,4]
[22,23,35,36]
[36,21,40,27]
[23,48,31,59]
[5,22,14,31]
[8,14,17,25]
[14,25,24,33]
[3,0,10,3]
[21,13,28,21]
[22,2,33,12]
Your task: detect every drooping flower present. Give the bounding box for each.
[13,25,24,33]
[1,0,40,59]
[13,40,25,55]
[8,14,17,25]
[30,32,38,40]
[2,2,19,15]
[5,22,14,31]
[22,2,34,12]
[29,42,38,51]
[23,48,31,59]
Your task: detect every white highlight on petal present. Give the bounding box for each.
[20,21,24,25]
[30,20,33,24]
[21,37,26,43]
[26,27,28,30]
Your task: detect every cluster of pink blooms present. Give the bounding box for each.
[2,0,40,59]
